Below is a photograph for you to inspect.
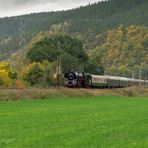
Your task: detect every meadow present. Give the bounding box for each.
[0,96,148,148]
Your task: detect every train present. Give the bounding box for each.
[64,70,148,88]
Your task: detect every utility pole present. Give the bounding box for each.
[56,42,61,89]
[132,72,134,79]
[104,62,110,76]
[104,67,106,76]
[38,42,62,89]
[139,67,142,86]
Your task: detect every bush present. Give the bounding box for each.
[0,70,12,87]
[13,80,26,89]
[21,62,44,86]
[0,62,17,87]
[21,61,56,87]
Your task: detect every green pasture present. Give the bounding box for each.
[0,96,148,148]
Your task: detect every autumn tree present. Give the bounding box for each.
[0,62,17,87]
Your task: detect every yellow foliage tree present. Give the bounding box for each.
[0,70,12,87]
[0,62,17,87]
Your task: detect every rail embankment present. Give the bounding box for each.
[0,87,147,101]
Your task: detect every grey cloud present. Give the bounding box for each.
[14,0,54,6]
[0,0,51,9]
[0,0,100,17]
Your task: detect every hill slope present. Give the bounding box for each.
[89,25,148,78]
[0,0,148,59]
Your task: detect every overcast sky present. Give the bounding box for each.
[0,0,102,18]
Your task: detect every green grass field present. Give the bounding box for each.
[0,96,148,148]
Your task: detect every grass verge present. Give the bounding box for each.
[0,86,148,101]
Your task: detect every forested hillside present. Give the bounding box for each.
[89,25,148,78]
[0,0,148,59]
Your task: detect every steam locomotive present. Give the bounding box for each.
[64,70,148,88]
